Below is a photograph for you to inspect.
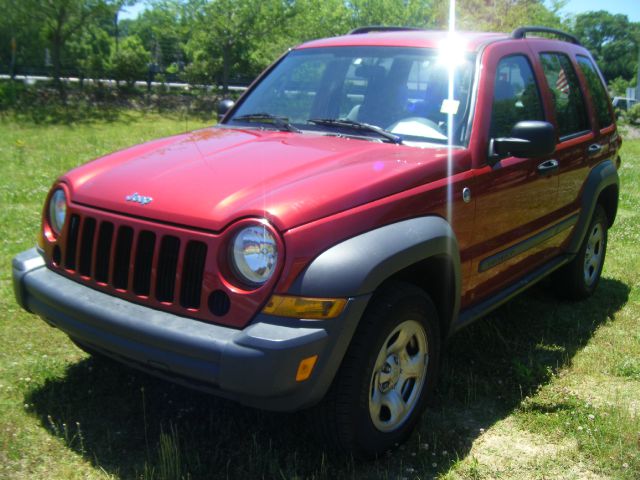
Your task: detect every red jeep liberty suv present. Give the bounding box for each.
[13,26,620,455]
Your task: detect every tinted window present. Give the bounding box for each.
[540,53,589,137]
[490,55,544,138]
[577,55,613,128]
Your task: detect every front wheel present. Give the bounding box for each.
[314,282,440,457]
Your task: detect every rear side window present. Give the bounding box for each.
[490,55,544,138]
[540,53,590,138]
[576,55,614,129]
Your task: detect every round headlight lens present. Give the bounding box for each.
[48,189,67,235]
[231,224,278,286]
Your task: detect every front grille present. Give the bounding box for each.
[61,213,208,310]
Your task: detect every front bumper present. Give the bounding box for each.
[12,248,370,411]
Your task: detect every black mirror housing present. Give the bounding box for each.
[490,121,556,163]
[217,99,235,121]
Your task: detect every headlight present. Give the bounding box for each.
[48,189,67,235]
[230,224,278,286]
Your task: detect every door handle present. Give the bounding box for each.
[588,143,603,155]
[537,159,559,175]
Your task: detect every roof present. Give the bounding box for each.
[296,30,510,52]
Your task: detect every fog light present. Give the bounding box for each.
[262,295,347,319]
[296,355,318,382]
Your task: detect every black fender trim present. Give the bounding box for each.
[568,160,619,254]
[288,215,461,310]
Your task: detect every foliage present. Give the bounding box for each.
[609,76,637,97]
[109,35,151,87]
[627,102,640,124]
[571,11,640,82]
[453,0,564,31]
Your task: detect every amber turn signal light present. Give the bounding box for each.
[262,295,347,319]
[296,355,318,382]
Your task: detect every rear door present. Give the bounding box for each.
[534,49,594,222]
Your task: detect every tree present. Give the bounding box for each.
[128,0,195,74]
[0,0,47,78]
[109,35,151,87]
[185,0,274,91]
[16,0,114,85]
[68,25,113,86]
[571,11,639,82]
[447,0,564,32]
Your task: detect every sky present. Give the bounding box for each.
[119,0,640,22]
[559,0,640,22]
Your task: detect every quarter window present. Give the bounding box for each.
[540,53,590,138]
[490,55,544,138]
[576,55,613,129]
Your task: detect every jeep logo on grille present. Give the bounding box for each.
[125,192,153,205]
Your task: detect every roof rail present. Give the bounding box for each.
[349,26,424,35]
[511,26,581,45]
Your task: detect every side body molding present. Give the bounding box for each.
[567,160,619,254]
[288,215,461,308]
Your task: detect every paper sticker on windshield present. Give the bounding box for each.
[440,99,460,115]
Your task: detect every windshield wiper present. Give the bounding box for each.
[232,113,302,133]
[307,118,402,144]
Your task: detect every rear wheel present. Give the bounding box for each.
[554,205,608,299]
[314,282,440,457]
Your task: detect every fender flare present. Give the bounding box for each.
[568,160,619,254]
[288,216,461,312]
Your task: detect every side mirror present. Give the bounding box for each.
[217,99,235,121]
[489,121,556,165]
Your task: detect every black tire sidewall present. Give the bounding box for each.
[349,287,441,455]
[575,205,608,297]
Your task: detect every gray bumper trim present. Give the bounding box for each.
[12,248,370,411]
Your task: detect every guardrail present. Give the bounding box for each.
[0,74,248,92]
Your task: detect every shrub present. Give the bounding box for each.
[109,36,151,88]
[627,103,640,125]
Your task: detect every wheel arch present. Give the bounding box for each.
[597,183,618,228]
[381,254,457,340]
[288,216,461,336]
[568,159,619,254]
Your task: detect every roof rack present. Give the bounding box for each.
[511,26,581,45]
[349,26,424,35]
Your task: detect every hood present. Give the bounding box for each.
[63,127,471,232]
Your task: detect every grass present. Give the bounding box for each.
[1,111,639,479]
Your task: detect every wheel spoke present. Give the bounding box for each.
[382,389,406,423]
[370,379,383,411]
[401,352,426,379]
[388,328,409,354]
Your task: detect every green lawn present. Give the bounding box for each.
[1,112,638,479]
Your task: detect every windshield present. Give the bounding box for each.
[228,46,476,146]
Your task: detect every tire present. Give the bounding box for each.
[313,282,441,457]
[553,205,608,300]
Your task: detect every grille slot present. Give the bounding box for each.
[156,236,180,302]
[64,214,81,270]
[133,231,156,296]
[113,226,134,290]
[94,222,114,283]
[180,241,208,309]
[78,217,96,277]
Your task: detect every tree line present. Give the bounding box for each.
[0,0,638,94]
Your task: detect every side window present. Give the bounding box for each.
[576,55,614,129]
[490,55,544,138]
[540,53,590,138]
